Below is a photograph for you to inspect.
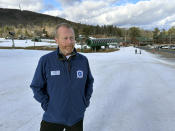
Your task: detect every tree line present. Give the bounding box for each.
[0,23,175,44]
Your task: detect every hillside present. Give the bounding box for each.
[0,8,155,42]
[0,8,129,39]
[0,8,73,26]
[0,8,89,38]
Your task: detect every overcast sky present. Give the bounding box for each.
[0,0,175,30]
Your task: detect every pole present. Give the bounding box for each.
[12,37,15,48]
[125,29,126,42]
[170,33,171,44]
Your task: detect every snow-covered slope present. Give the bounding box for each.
[0,47,175,131]
[0,38,82,49]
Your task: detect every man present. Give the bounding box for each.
[30,23,94,131]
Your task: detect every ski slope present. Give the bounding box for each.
[0,38,83,49]
[0,47,175,131]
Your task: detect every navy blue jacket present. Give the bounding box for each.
[30,48,94,126]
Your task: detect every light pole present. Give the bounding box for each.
[9,32,15,48]
[79,35,84,52]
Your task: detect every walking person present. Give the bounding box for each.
[135,49,137,54]
[30,23,94,131]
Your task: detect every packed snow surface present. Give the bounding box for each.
[0,47,175,131]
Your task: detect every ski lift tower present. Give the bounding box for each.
[19,0,23,11]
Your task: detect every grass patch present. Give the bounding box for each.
[77,48,119,53]
[0,47,24,49]
[25,46,57,50]
[0,46,119,53]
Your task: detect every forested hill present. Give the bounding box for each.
[0,8,155,40]
[0,8,93,38]
[0,8,72,26]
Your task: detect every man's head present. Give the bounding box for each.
[55,23,75,56]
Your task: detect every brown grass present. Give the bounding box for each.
[0,46,119,53]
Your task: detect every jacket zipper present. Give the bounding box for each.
[67,58,71,80]
[66,58,72,124]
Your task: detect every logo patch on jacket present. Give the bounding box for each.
[77,70,83,78]
[51,70,60,76]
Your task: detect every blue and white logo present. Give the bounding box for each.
[77,70,83,78]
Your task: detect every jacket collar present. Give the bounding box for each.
[57,48,77,61]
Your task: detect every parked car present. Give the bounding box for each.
[31,36,41,42]
[172,47,175,50]
[18,35,26,40]
[169,45,175,50]
[161,45,170,49]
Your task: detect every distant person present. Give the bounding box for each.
[30,23,94,131]
[152,48,155,54]
[139,50,141,54]
[135,49,137,54]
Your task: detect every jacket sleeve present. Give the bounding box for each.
[85,59,94,107]
[30,56,49,111]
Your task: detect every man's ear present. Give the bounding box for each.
[55,37,58,43]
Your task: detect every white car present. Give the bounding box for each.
[161,46,170,49]
[171,46,175,50]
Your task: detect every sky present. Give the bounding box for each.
[0,0,175,30]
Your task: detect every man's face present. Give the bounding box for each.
[55,27,75,56]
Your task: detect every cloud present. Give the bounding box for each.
[1,0,175,29]
[44,10,63,17]
[43,0,111,23]
[56,0,82,6]
[43,0,175,29]
[0,0,44,12]
[56,0,117,6]
[108,0,175,27]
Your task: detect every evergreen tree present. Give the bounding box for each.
[129,27,141,44]
[153,27,160,44]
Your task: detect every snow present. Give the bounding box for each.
[0,38,57,47]
[0,38,84,49]
[0,47,175,131]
